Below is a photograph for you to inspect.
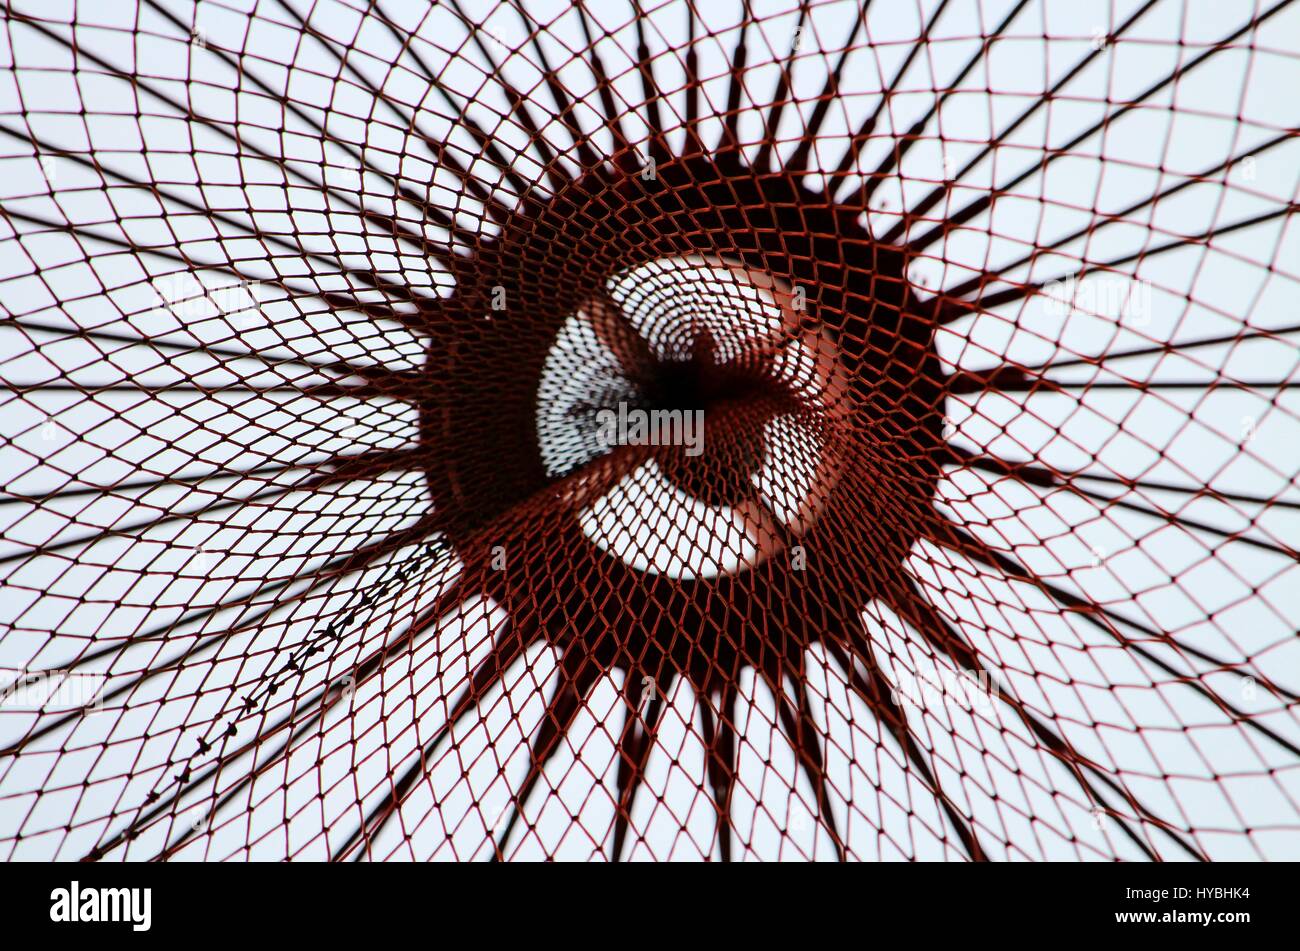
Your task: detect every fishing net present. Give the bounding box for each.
[0,0,1297,861]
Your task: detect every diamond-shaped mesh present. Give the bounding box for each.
[0,0,1297,861]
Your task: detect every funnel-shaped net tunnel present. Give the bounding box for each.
[0,0,1298,861]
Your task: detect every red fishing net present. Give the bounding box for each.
[0,0,1297,861]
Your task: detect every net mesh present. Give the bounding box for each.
[0,0,1298,861]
